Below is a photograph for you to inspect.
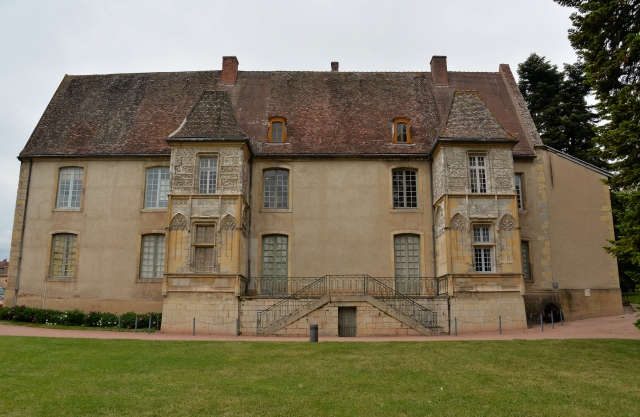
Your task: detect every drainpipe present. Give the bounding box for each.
[428,158,437,280]
[14,158,33,306]
[246,157,253,295]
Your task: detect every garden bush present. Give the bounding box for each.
[0,306,161,329]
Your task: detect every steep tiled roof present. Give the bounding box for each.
[170,90,246,139]
[19,68,537,158]
[440,90,515,140]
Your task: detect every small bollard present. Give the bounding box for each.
[236,318,239,337]
[148,315,152,334]
[193,318,196,336]
[118,315,121,332]
[310,324,318,342]
[551,311,554,329]
[454,317,457,336]
[135,315,138,333]
[499,316,502,334]
[529,314,533,329]
[540,313,544,332]
[560,308,564,326]
[156,315,159,331]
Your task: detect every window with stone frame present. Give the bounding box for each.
[268,117,287,142]
[193,225,216,273]
[391,118,412,143]
[473,225,493,272]
[394,234,420,278]
[392,169,418,208]
[144,167,170,208]
[469,155,487,193]
[263,169,289,209]
[50,233,77,277]
[262,235,288,279]
[56,167,84,208]
[521,240,532,281]
[140,234,165,278]
[514,173,524,210]
[198,157,218,194]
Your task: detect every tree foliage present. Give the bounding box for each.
[517,53,602,166]
[554,0,640,288]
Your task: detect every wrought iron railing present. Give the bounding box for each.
[255,275,441,334]
[247,276,445,297]
[256,277,327,333]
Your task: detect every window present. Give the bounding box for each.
[193,225,215,273]
[51,234,77,277]
[263,169,289,209]
[394,234,420,278]
[56,167,84,208]
[268,117,287,142]
[140,234,165,278]
[199,157,218,194]
[521,240,532,281]
[393,169,418,208]
[391,118,412,143]
[514,173,524,209]
[145,167,170,208]
[469,156,487,193]
[473,226,492,272]
[262,235,288,279]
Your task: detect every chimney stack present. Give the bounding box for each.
[221,56,239,84]
[331,61,339,72]
[430,56,448,86]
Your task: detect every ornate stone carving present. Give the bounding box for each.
[173,198,189,206]
[433,152,445,201]
[221,148,237,156]
[499,214,516,231]
[220,214,237,231]
[435,207,445,237]
[241,204,249,238]
[176,148,196,157]
[447,147,467,169]
[222,157,240,165]
[169,213,188,231]
[450,213,468,231]
[490,148,512,169]
[494,169,514,193]
[469,199,497,218]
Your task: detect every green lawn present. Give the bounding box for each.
[625,291,640,304]
[0,338,638,416]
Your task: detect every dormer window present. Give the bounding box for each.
[392,118,412,143]
[268,117,287,142]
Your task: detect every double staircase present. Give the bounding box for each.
[256,275,444,336]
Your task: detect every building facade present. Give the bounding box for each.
[5,56,622,335]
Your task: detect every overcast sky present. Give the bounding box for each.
[0,0,577,261]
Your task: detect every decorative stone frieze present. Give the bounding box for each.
[169,213,188,231]
[450,213,468,231]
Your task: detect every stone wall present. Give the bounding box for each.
[450,292,527,333]
[162,292,239,334]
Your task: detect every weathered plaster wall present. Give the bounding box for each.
[250,158,434,278]
[5,157,169,313]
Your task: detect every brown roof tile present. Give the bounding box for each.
[19,68,537,158]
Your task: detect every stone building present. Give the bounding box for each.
[5,56,622,335]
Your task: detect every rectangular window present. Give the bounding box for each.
[140,234,165,278]
[394,234,420,278]
[514,174,524,210]
[199,157,218,194]
[262,235,288,278]
[271,122,283,142]
[469,156,487,193]
[393,170,418,208]
[521,240,532,281]
[145,167,170,208]
[473,226,492,272]
[396,123,408,142]
[56,167,84,208]
[194,225,215,273]
[51,234,77,277]
[263,169,289,209]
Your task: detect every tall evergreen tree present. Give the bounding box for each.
[517,53,602,166]
[555,0,640,289]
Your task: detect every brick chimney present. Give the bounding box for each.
[331,61,339,72]
[430,55,448,86]
[221,56,239,84]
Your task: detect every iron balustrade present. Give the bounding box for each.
[255,275,442,334]
[248,276,446,297]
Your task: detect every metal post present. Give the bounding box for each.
[499,316,502,334]
[310,324,318,342]
[560,308,564,326]
[148,315,151,334]
[529,314,533,329]
[135,315,138,333]
[156,315,159,331]
[192,318,195,336]
[540,313,544,332]
[236,318,239,337]
[454,317,457,336]
[551,311,554,329]
[118,315,121,332]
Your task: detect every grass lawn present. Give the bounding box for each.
[625,291,640,304]
[0,338,638,416]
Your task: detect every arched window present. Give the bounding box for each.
[140,234,165,278]
[50,233,77,277]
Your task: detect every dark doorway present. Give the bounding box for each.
[338,307,357,337]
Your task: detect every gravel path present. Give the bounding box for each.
[0,308,638,342]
